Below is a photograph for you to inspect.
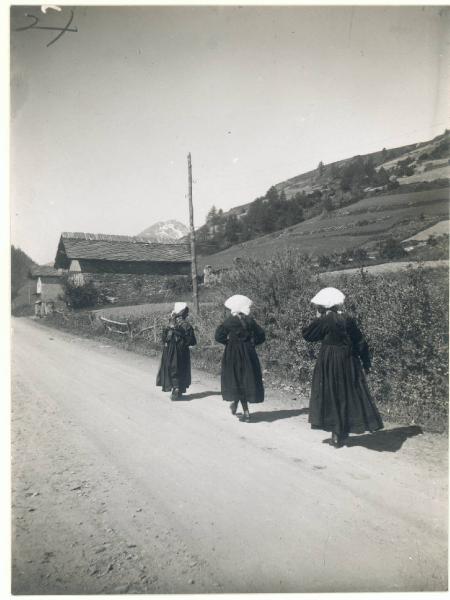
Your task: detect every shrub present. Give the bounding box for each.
[61,277,99,309]
[351,247,369,264]
[318,254,332,268]
[379,237,407,259]
[163,275,192,295]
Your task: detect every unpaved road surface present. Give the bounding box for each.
[11,317,448,593]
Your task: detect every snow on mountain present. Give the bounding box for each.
[137,220,189,243]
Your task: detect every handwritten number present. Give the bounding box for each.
[14,13,39,31]
[46,9,76,47]
[14,10,77,47]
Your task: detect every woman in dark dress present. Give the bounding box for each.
[302,287,383,448]
[215,295,265,422]
[156,302,197,400]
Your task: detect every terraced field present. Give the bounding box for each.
[199,187,449,269]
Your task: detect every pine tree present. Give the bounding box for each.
[265,186,279,204]
[224,214,240,244]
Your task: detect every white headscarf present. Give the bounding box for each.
[224,294,252,316]
[311,287,345,309]
[171,302,188,316]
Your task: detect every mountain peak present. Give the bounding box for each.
[137,220,189,243]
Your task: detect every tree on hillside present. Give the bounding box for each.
[379,237,407,259]
[11,245,36,300]
[265,186,279,204]
[364,156,376,179]
[206,205,217,223]
[206,205,219,236]
[224,214,241,245]
[322,195,333,212]
[375,166,390,186]
[352,247,369,264]
[330,163,339,178]
[285,197,304,227]
[238,220,252,242]
[214,209,226,243]
[196,226,209,243]
[317,161,325,177]
[247,197,273,235]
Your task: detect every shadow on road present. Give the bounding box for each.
[343,426,424,452]
[179,391,222,401]
[244,408,309,423]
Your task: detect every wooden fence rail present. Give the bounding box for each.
[99,316,132,337]
[97,315,159,342]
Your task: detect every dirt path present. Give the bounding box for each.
[323,259,449,278]
[11,318,448,593]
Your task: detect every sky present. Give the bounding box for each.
[10,4,450,264]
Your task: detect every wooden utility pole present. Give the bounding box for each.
[187,153,199,314]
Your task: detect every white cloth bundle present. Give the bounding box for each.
[311,287,345,308]
[171,302,188,316]
[224,294,253,316]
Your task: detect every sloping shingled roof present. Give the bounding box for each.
[54,232,191,268]
[30,265,65,278]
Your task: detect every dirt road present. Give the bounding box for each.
[322,259,449,278]
[11,317,448,594]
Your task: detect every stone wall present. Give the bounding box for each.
[78,259,190,275]
[41,281,65,301]
[79,272,190,303]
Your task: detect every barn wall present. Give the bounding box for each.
[78,259,190,275]
[80,272,190,303]
[40,281,64,301]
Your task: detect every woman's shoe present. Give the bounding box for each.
[243,411,251,422]
[331,432,344,448]
[170,388,180,401]
[229,401,238,415]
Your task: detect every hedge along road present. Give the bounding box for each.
[11,317,448,594]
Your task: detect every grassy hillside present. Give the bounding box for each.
[198,187,449,269]
[276,132,449,199]
[190,130,449,257]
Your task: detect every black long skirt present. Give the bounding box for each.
[220,341,264,403]
[156,341,192,393]
[309,345,383,436]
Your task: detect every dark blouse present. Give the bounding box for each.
[215,315,266,346]
[302,312,371,370]
[162,317,197,347]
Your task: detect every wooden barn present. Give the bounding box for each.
[53,232,192,303]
